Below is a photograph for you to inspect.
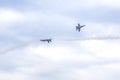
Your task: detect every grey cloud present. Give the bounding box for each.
[78,7,120,24]
[2,0,120,25]
[0,0,28,9]
[1,44,120,80]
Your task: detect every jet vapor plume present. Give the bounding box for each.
[0,40,38,55]
[71,36,120,41]
[1,36,120,55]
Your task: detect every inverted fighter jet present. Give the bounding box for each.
[76,23,85,32]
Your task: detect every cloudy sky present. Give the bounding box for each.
[0,0,120,80]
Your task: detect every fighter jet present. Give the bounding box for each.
[76,23,85,32]
[40,39,52,43]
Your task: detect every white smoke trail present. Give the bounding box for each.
[0,39,39,55]
[1,36,120,55]
[66,36,120,41]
